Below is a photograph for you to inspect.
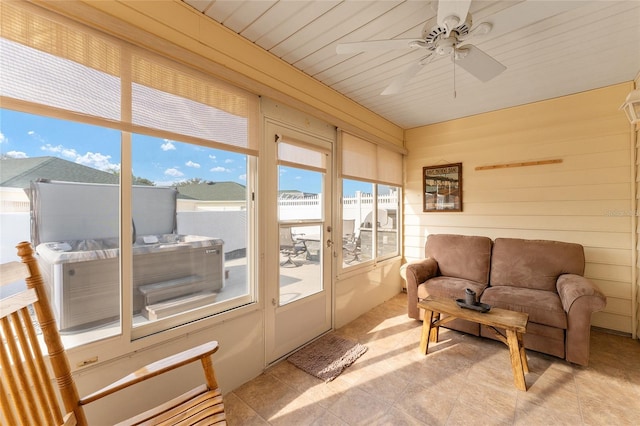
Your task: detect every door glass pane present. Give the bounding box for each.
[278,165,323,305]
[131,134,250,333]
[279,223,322,305]
[278,166,322,220]
[0,109,121,346]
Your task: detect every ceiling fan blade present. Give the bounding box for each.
[381,54,434,96]
[437,0,471,32]
[454,45,506,82]
[336,39,421,54]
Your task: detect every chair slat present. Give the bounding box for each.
[0,261,28,286]
[0,377,19,425]
[1,316,33,425]
[1,301,63,425]
[0,288,37,317]
[12,308,49,425]
[139,389,225,426]
[18,307,63,425]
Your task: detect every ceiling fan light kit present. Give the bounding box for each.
[335,0,505,96]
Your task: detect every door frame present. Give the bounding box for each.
[262,99,337,365]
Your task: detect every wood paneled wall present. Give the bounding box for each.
[634,71,640,339]
[404,83,635,334]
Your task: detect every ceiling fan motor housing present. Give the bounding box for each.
[422,13,472,50]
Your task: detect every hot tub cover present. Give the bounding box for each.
[37,234,223,264]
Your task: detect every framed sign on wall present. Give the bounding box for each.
[423,163,462,212]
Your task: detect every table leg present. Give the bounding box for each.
[506,329,527,391]
[419,309,434,355]
[518,331,529,373]
[429,312,440,343]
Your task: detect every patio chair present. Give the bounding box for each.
[342,219,361,264]
[279,227,307,267]
[362,209,393,229]
[0,241,226,426]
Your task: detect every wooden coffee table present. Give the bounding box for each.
[418,297,530,391]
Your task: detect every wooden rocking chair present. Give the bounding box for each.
[0,241,226,425]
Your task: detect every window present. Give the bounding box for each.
[0,2,258,347]
[342,180,374,264]
[1,112,124,344]
[340,132,402,268]
[130,136,252,339]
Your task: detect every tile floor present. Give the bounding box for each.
[224,293,640,425]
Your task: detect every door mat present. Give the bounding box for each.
[287,333,368,382]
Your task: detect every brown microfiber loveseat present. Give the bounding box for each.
[405,234,607,366]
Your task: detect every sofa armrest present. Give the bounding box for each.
[404,258,438,320]
[556,274,606,365]
[557,274,606,313]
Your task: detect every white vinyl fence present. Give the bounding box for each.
[0,191,398,262]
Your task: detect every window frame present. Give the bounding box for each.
[338,130,403,274]
[0,2,260,367]
[339,180,402,273]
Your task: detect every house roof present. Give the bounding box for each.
[278,190,309,199]
[176,182,246,201]
[0,157,119,188]
[1,156,247,201]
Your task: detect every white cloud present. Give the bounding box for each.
[186,160,201,168]
[0,132,7,144]
[75,152,120,172]
[28,130,46,143]
[238,174,246,181]
[210,166,229,173]
[40,144,78,160]
[6,151,28,158]
[164,167,184,177]
[224,158,233,164]
[208,155,216,160]
[161,140,176,151]
[37,141,120,172]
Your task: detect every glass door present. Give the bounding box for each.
[265,122,333,364]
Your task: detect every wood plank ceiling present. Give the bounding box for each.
[183,0,640,129]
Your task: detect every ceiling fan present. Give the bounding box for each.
[335,0,506,96]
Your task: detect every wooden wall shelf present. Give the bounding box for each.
[475,159,562,171]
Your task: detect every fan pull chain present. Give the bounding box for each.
[452,49,457,98]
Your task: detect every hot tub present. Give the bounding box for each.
[37,235,223,331]
[30,180,225,332]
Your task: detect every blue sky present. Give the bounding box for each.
[1,108,378,195]
[0,108,247,188]
[0,109,246,185]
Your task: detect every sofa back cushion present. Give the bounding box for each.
[490,238,585,291]
[424,234,492,284]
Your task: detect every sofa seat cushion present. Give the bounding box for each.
[425,234,492,284]
[417,276,487,302]
[490,238,585,291]
[480,286,567,329]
